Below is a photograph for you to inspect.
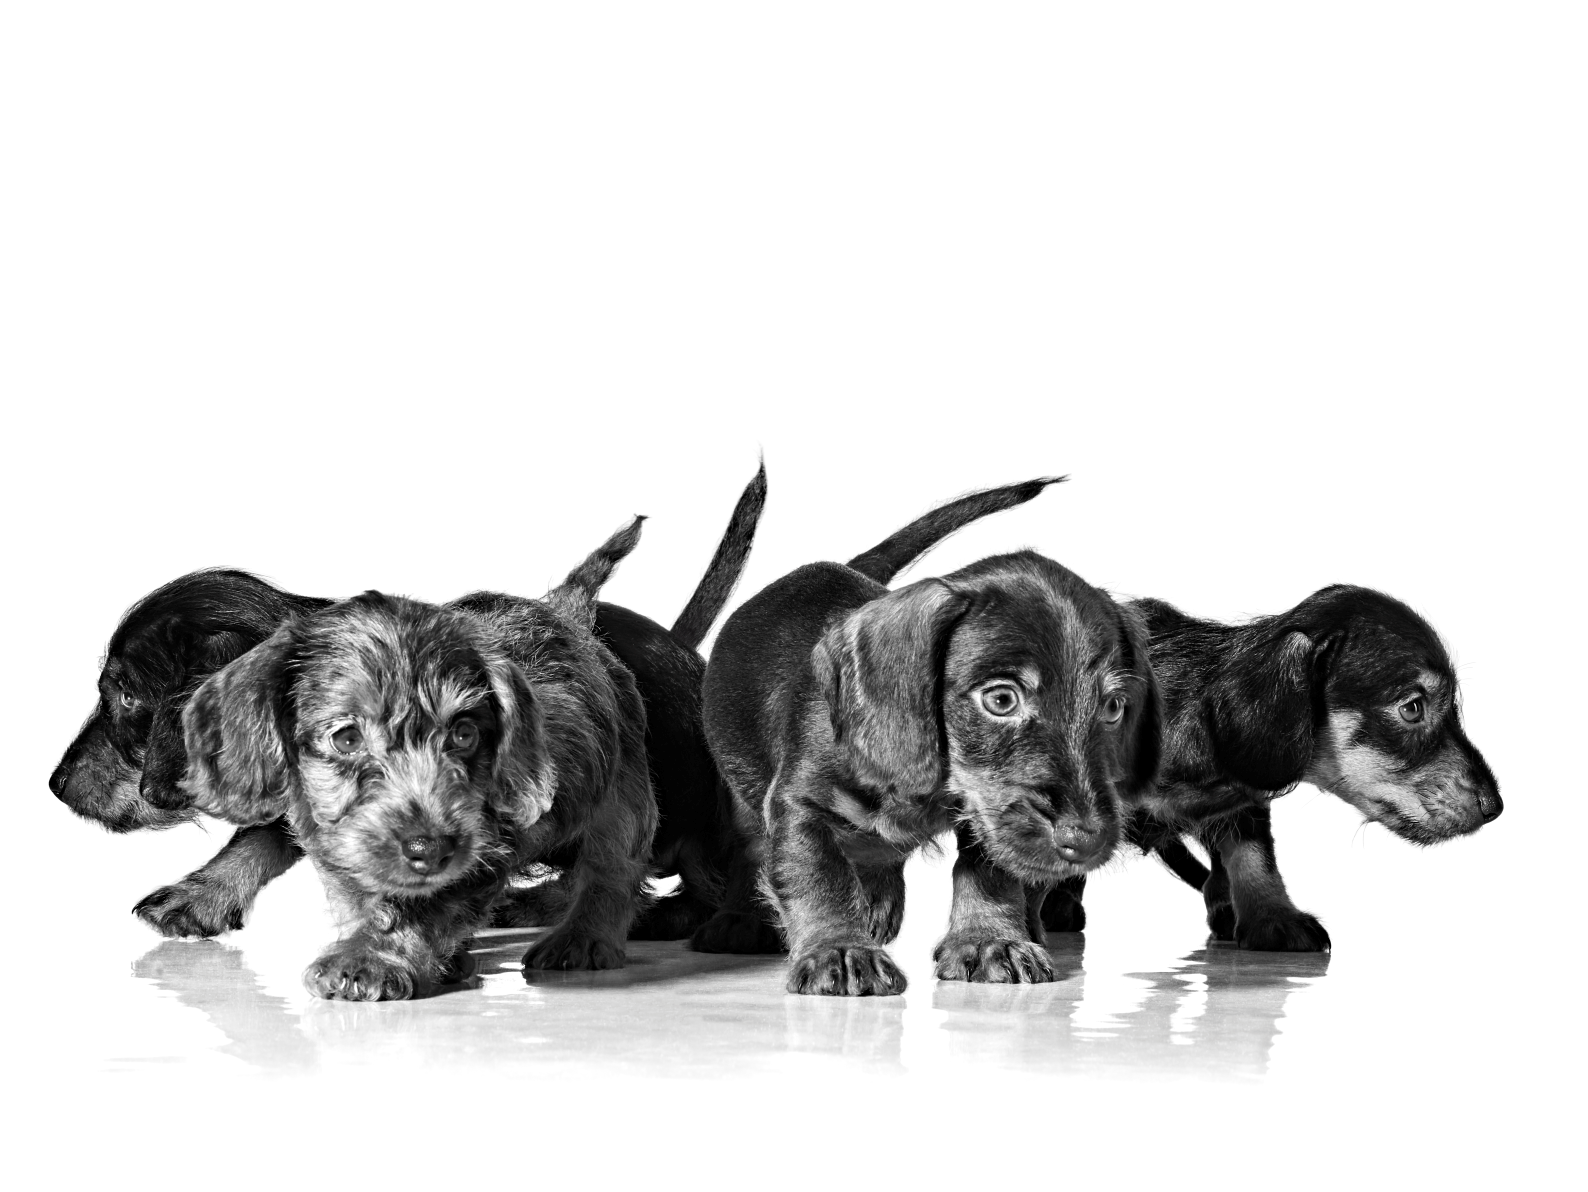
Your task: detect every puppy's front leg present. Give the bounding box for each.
[769,784,907,997]
[1211,806,1330,952]
[934,825,1058,984]
[305,876,502,1001]
[134,818,303,938]
[522,754,655,973]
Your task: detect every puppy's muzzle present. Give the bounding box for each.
[400,834,458,875]
[1053,819,1110,865]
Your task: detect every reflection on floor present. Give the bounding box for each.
[122,928,1328,1080]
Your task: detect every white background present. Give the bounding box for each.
[2,3,1583,1188]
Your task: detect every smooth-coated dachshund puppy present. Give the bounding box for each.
[49,468,765,941]
[701,482,1163,996]
[184,520,656,999]
[1039,585,1501,951]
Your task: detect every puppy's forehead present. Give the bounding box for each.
[1341,615,1454,694]
[298,598,491,721]
[949,570,1120,679]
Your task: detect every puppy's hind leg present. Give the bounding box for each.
[522,753,656,972]
[134,818,302,938]
[935,825,1058,984]
[1038,875,1087,934]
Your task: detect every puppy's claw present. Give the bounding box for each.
[786,943,906,997]
[133,880,247,939]
[521,932,625,972]
[933,936,1058,984]
[303,947,417,1001]
[1235,909,1331,953]
[690,910,786,955]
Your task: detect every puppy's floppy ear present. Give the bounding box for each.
[139,699,193,811]
[484,653,556,835]
[181,623,300,825]
[813,579,970,795]
[1209,628,1342,790]
[1117,605,1163,795]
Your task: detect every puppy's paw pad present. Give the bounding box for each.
[933,936,1058,984]
[132,882,246,939]
[690,911,785,955]
[303,949,416,1001]
[786,944,906,997]
[1206,902,1236,941]
[521,932,625,972]
[1236,910,1331,953]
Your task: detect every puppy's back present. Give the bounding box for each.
[704,562,883,798]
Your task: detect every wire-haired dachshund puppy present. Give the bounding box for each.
[1039,585,1501,951]
[49,469,765,942]
[183,521,656,999]
[700,480,1163,995]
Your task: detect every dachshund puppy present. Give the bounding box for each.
[49,468,765,940]
[689,476,1072,956]
[1039,585,1501,951]
[701,481,1163,995]
[183,521,655,999]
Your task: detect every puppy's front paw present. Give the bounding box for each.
[787,944,906,997]
[522,930,625,972]
[690,910,786,955]
[1236,909,1331,953]
[934,936,1057,984]
[1206,900,1236,941]
[304,945,417,1001]
[133,879,247,939]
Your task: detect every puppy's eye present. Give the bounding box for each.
[449,721,480,751]
[1397,698,1424,724]
[118,691,137,710]
[978,685,1022,717]
[331,726,364,754]
[1099,695,1127,725]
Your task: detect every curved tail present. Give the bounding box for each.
[670,462,768,650]
[846,476,1066,584]
[547,515,646,627]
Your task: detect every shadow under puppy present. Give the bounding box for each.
[49,468,765,942]
[702,479,1162,995]
[183,520,657,999]
[1039,585,1501,951]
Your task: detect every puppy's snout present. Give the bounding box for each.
[401,835,457,874]
[49,761,70,800]
[1053,820,1109,865]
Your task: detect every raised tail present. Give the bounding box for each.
[845,475,1067,584]
[546,515,645,627]
[669,461,768,650]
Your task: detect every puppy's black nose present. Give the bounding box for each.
[401,835,457,874]
[1478,788,1503,823]
[49,761,70,801]
[1054,822,1108,865]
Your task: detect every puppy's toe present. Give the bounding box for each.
[1235,910,1331,953]
[786,944,906,997]
[1040,893,1086,934]
[303,948,416,1001]
[933,936,1058,984]
[521,931,626,972]
[689,911,786,955]
[1206,901,1236,941]
[133,881,246,939]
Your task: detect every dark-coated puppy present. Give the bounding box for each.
[49,469,765,940]
[689,476,1072,956]
[1039,585,1501,951]
[183,521,655,999]
[701,482,1163,995]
